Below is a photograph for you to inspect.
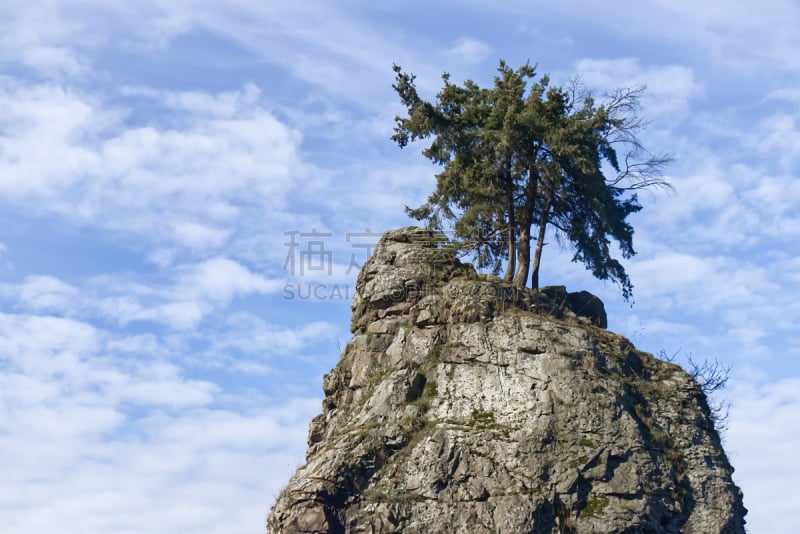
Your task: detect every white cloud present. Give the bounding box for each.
[1,257,284,331]
[106,333,167,355]
[12,275,80,312]
[446,37,490,65]
[751,113,800,173]
[0,313,100,365]
[629,252,779,314]
[169,221,233,250]
[476,0,800,71]
[175,257,283,305]
[130,300,212,331]
[765,88,800,104]
[20,45,89,78]
[121,83,262,119]
[775,256,800,284]
[0,0,453,108]
[0,80,306,251]
[0,313,217,409]
[0,0,96,77]
[574,58,702,122]
[147,247,177,268]
[0,310,317,533]
[209,312,338,356]
[728,376,800,533]
[623,250,792,361]
[0,242,12,271]
[646,0,800,69]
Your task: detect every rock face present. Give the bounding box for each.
[268,227,746,533]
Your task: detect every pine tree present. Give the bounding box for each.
[392,60,671,300]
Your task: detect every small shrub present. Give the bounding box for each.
[423,380,438,398]
[580,495,609,518]
[470,409,496,427]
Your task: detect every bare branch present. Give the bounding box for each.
[686,355,732,434]
[609,153,675,191]
[687,355,731,395]
[658,350,732,435]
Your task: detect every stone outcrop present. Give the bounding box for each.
[268,227,746,533]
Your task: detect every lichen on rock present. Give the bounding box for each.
[267,226,746,533]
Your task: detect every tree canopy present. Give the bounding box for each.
[392,60,671,301]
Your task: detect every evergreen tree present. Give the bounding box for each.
[392,60,670,300]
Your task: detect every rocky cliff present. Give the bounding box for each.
[268,227,746,533]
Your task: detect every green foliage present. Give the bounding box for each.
[580,494,609,518]
[469,408,498,429]
[391,416,434,466]
[392,60,671,299]
[423,379,438,398]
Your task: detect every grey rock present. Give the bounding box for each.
[540,286,608,328]
[268,226,746,533]
[565,290,607,329]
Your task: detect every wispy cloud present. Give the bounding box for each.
[573,58,702,123]
[446,37,490,65]
[468,0,800,71]
[728,377,800,532]
[0,80,306,251]
[1,256,286,331]
[0,310,317,531]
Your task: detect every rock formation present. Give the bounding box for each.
[268,227,746,533]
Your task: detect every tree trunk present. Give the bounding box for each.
[530,195,552,290]
[503,189,516,282]
[513,223,530,287]
[513,172,538,287]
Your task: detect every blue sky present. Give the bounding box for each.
[0,1,798,532]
